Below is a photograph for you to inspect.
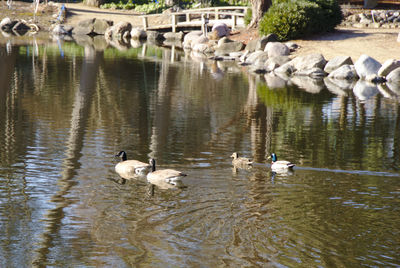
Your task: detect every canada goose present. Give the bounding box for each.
[147,158,187,188]
[231,152,253,168]
[115,151,151,179]
[268,153,295,172]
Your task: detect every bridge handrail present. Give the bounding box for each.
[139,6,249,32]
[139,6,249,18]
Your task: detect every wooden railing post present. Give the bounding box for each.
[172,14,177,32]
[186,13,191,22]
[215,8,219,20]
[142,16,148,31]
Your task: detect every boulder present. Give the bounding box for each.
[386,67,400,83]
[146,30,165,43]
[245,39,258,53]
[256,33,279,51]
[163,31,184,41]
[93,19,112,35]
[253,52,270,68]
[328,64,358,80]
[265,56,290,72]
[324,56,353,73]
[354,54,381,79]
[285,42,298,52]
[215,39,244,55]
[274,62,295,76]
[378,59,400,77]
[211,22,230,38]
[113,21,132,39]
[131,27,147,40]
[294,67,326,78]
[245,51,267,64]
[290,53,327,71]
[192,43,214,54]
[73,18,95,35]
[183,31,203,49]
[353,80,379,101]
[52,24,72,35]
[264,42,289,58]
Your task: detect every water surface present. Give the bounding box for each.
[0,36,399,267]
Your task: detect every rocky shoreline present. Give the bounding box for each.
[1,3,400,101]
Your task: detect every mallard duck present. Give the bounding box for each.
[115,151,151,178]
[231,152,253,168]
[268,153,295,172]
[147,158,187,188]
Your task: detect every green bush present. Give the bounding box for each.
[244,7,252,26]
[259,0,342,41]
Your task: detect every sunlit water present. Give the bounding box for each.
[0,36,399,267]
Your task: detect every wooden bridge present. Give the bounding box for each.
[140,6,249,32]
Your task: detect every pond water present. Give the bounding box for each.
[0,36,399,267]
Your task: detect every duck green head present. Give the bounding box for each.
[270,153,277,162]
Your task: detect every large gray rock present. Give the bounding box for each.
[113,21,132,39]
[245,39,258,53]
[192,43,214,54]
[353,80,379,101]
[52,24,72,35]
[93,19,112,35]
[265,56,290,72]
[290,53,327,71]
[146,30,165,43]
[253,52,270,68]
[130,27,147,40]
[183,31,203,49]
[245,51,266,64]
[163,31,184,41]
[73,18,95,35]
[215,39,244,55]
[211,22,230,38]
[324,56,353,73]
[274,62,295,76]
[264,42,289,58]
[386,67,400,83]
[256,33,279,51]
[294,67,326,78]
[354,54,382,79]
[328,65,358,80]
[378,59,400,77]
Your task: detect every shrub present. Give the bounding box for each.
[244,7,252,26]
[259,0,342,41]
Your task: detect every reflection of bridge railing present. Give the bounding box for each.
[140,6,249,32]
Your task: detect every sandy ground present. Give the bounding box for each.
[2,2,400,63]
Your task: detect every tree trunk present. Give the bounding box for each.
[248,0,271,28]
[83,0,104,7]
